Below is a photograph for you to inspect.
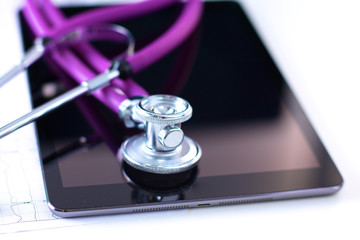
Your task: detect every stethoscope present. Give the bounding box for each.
[0,0,203,175]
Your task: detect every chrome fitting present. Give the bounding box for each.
[118,96,146,128]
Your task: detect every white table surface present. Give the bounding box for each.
[0,0,359,238]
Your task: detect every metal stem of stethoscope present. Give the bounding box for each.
[0,67,120,139]
[0,38,46,88]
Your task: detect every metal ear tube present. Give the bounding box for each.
[118,95,202,174]
[0,24,136,139]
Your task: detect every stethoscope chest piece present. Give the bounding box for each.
[118,95,201,174]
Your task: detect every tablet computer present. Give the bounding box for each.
[20,0,343,217]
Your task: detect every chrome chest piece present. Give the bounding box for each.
[118,95,201,174]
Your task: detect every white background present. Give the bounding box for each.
[0,0,360,238]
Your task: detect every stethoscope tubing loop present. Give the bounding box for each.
[0,0,203,142]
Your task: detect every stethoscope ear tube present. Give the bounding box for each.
[0,24,135,139]
[0,66,120,139]
[0,38,46,88]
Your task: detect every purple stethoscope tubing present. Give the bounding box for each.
[22,0,204,113]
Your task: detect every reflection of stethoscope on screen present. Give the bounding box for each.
[0,0,202,175]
